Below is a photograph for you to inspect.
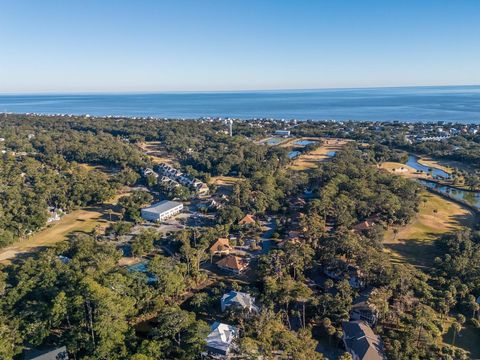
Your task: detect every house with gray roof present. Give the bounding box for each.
[205,322,237,357]
[350,290,378,326]
[221,291,259,313]
[24,346,68,360]
[342,321,385,360]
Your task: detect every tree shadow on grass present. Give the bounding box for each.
[385,235,440,268]
[443,323,480,359]
[386,210,477,267]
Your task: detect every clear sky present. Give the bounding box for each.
[1,0,480,93]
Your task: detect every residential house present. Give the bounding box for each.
[353,215,380,234]
[221,291,259,313]
[216,255,248,274]
[290,197,307,209]
[350,290,378,326]
[209,238,232,256]
[324,261,365,289]
[342,321,385,360]
[238,214,255,226]
[156,163,208,196]
[143,168,159,179]
[205,322,238,357]
[24,346,68,360]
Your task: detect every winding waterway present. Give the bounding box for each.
[406,156,480,210]
[406,155,450,179]
[418,180,480,210]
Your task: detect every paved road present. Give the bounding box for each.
[259,217,277,254]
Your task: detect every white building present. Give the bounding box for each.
[205,322,237,357]
[141,200,183,222]
[274,130,291,136]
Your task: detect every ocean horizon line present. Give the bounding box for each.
[1,83,480,97]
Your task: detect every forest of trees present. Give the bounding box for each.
[0,115,479,359]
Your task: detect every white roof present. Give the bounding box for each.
[206,322,237,354]
[141,200,183,214]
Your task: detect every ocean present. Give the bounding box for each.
[1,85,480,123]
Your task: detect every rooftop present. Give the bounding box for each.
[206,322,237,355]
[209,238,231,254]
[342,321,385,360]
[221,291,258,312]
[239,214,255,225]
[141,200,183,214]
[24,346,68,360]
[216,255,247,271]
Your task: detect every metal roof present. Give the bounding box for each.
[141,200,183,214]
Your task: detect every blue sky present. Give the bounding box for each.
[0,0,479,93]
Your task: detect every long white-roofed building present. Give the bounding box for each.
[141,200,183,222]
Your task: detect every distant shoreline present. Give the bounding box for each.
[1,86,480,123]
[2,111,479,125]
[1,83,480,96]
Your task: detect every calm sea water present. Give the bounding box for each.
[1,85,480,123]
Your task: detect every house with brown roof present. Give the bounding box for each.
[238,214,255,226]
[353,215,381,233]
[209,238,232,255]
[353,220,375,232]
[290,197,307,209]
[216,255,248,274]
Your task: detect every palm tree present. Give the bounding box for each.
[452,322,462,346]
[393,228,399,240]
[107,209,113,222]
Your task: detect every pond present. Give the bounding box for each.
[128,262,149,272]
[294,140,318,146]
[327,151,337,157]
[406,155,450,179]
[288,150,301,159]
[264,137,284,145]
[418,179,480,210]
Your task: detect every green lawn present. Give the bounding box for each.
[384,191,475,267]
